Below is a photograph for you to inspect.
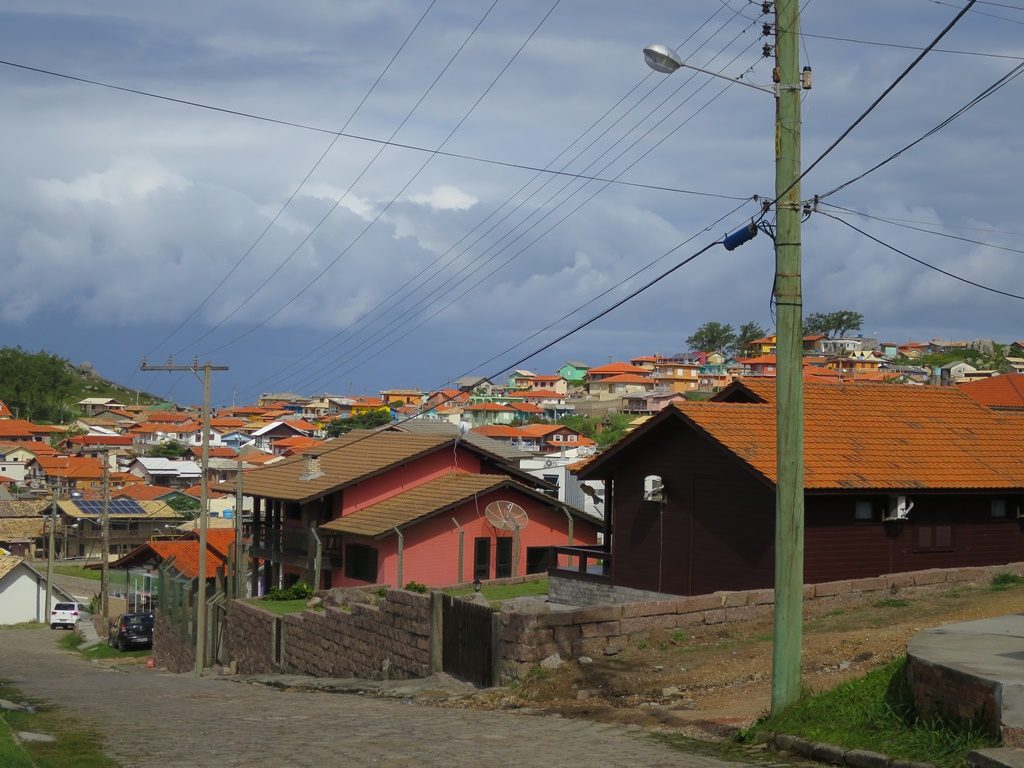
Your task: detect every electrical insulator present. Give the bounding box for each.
[762,23,773,36]
[763,43,774,58]
[772,66,781,83]
[762,1,772,13]
[801,66,813,89]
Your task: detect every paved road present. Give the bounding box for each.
[0,628,748,768]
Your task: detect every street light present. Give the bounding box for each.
[642,44,775,93]
[644,1,807,713]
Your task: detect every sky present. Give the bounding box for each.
[0,0,1021,407]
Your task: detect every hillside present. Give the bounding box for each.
[0,347,165,424]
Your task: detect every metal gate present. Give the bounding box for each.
[441,594,493,687]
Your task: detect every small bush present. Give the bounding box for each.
[404,581,428,594]
[376,586,389,598]
[991,572,1024,591]
[874,598,910,609]
[264,581,313,601]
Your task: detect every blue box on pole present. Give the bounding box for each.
[723,222,757,251]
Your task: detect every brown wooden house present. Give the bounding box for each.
[568,380,1024,598]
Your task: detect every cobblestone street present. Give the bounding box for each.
[0,628,745,768]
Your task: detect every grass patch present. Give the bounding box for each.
[244,598,316,615]
[0,679,118,768]
[741,657,997,768]
[57,632,148,660]
[445,577,548,603]
[52,565,101,582]
[990,572,1024,591]
[874,598,911,609]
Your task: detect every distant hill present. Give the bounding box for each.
[0,346,165,424]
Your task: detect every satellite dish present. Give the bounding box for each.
[484,500,529,531]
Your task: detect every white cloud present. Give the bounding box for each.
[32,157,190,207]
[407,185,478,211]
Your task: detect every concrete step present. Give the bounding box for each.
[969,747,1024,768]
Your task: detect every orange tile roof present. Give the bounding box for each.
[595,374,654,384]
[0,401,12,418]
[146,540,226,579]
[509,402,544,413]
[514,424,564,437]
[34,456,104,480]
[587,362,650,375]
[181,484,228,499]
[738,355,777,365]
[0,420,51,438]
[113,485,179,501]
[659,383,1024,490]
[69,435,134,446]
[958,374,1024,409]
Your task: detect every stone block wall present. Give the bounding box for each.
[153,611,194,674]
[906,655,1000,739]
[500,562,1024,681]
[225,589,432,680]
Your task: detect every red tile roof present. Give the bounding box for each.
[147,540,226,579]
[471,426,522,438]
[586,362,650,375]
[664,383,1024,490]
[594,374,655,384]
[33,456,104,480]
[958,374,1024,409]
[113,485,179,501]
[68,435,134,446]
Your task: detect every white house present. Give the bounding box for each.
[128,458,202,488]
[0,555,75,625]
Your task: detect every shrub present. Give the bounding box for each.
[263,581,313,601]
[991,572,1024,591]
[404,581,428,594]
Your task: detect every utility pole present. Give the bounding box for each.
[45,479,59,618]
[142,357,229,676]
[771,0,805,713]
[100,451,110,629]
[234,458,245,597]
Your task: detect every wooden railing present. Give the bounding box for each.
[547,545,612,582]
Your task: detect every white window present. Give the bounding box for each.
[553,434,563,442]
[567,434,577,442]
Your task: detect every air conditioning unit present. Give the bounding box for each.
[544,459,555,467]
[644,475,665,504]
[883,495,914,522]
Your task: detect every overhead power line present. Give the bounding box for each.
[140,0,440,360]
[818,57,1024,199]
[194,0,561,358]
[821,211,1024,301]
[0,57,742,201]
[245,30,767,399]
[819,204,1024,256]
[772,0,976,207]
[818,203,1024,238]
[234,10,764,399]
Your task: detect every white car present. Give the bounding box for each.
[50,601,89,630]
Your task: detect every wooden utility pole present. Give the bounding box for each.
[141,357,228,676]
[234,458,245,597]
[100,452,111,628]
[771,0,806,713]
[45,479,58,618]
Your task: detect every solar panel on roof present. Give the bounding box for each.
[72,499,146,515]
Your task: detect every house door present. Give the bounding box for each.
[473,537,490,580]
[495,538,513,578]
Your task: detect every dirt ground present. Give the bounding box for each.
[443,580,1024,739]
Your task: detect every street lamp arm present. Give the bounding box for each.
[643,44,774,94]
[677,61,776,94]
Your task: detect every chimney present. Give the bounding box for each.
[298,453,324,482]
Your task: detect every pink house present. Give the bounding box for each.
[238,432,599,592]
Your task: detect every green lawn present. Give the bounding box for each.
[741,657,997,768]
[0,679,118,768]
[445,577,548,602]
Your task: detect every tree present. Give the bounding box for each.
[735,321,767,353]
[803,310,864,339]
[686,322,736,353]
[146,440,189,459]
[324,409,393,437]
[166,494,200,519]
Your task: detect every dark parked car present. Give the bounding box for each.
[108,613,154,651]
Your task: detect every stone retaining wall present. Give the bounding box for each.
[905,655,1001,740]
[153,611,194,673]
[225,589,433,680]
[500,562,1024,681]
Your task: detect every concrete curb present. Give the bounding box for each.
[763,731,934,768]
[239,672,478,700]
[75,616,101,650]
